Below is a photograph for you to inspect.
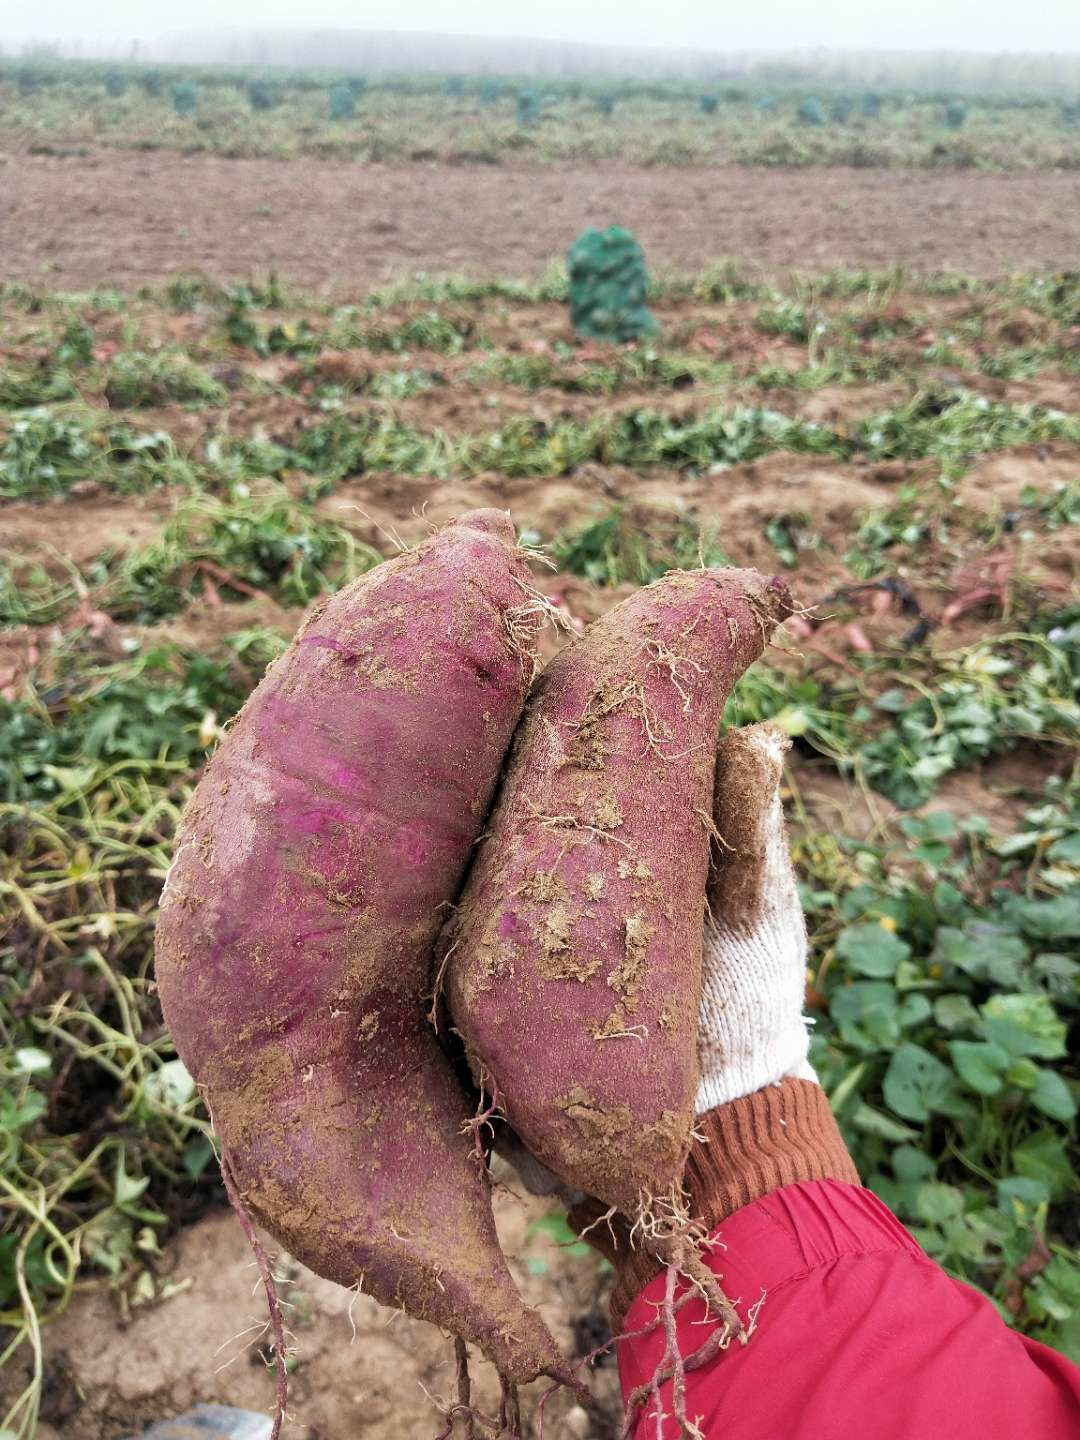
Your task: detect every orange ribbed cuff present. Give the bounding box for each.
[608,1079,860,1329]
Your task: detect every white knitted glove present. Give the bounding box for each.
[696,723,818,1115]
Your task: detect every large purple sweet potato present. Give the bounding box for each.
[155,510,564,1384]
[443,567,791,1215]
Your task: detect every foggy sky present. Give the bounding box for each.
[4,0,1080,55]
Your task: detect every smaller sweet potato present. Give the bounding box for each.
[443,567,792,1216]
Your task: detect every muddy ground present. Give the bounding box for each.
[4,155,1080,291]
[33,1175,621,1440]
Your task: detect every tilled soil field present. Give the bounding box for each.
[0,267,1077,1439]
[3,155,1080,290]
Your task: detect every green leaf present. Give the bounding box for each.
[901,811,957,843]
[84,1211,136,1276]
[1047,832,1080,864]
[875,687,909,713]
[14,1047,52,1076]
[1031,1068,1077,1123]
[895,958,934,992]
[0,1089,47,1131]
[883,1043,961,1123]
[932,880,969,924]
[892,1144,937,1185]
[144,1058,196,1109]
[115,1152,150,1207]
[901,812,957,867]
[527,1211,592,1258]
[934,994,979,1031]
[914,842,952,867]
[910,1223,946,1256]
[768,706,810,737]
[997,1175,1051,1213]
[1005,1058,1040,1089]
[1029,1256,1080,1322]
[996,830,1046,859]
[1033,952,1080,998]
[911,753,954,785]
[1010,893,1080,941]
[828,1061,868,1115]
[40,762,98,793]
[899,993,932,1028]
[1050,1309,1080,1366]
[834,922,911,978]
[915,1181,965,1225]
[868,1174,906,1215]
[830,981,901,1050]
[851,1103,919,1142]
[933,924,1028,985]
[182,1136,214,1180]
[1012,1131,1075,1201]
[980,994,1068,1059]
[949,1039,1009,1096]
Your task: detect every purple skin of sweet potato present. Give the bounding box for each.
[155,510,565,1385]
[444,567,792,1216]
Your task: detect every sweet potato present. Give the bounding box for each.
[443,567,792,1216]
[155,510,565,1385]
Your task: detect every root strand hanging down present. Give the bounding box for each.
[455,1338,476,1439]
[220,1153,289,1440]
[499,1371,522,1438]
[618,1260,745,1440]
[615,1188,748,1439]
[430,1344,531,1440]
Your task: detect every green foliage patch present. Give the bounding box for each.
[807,782,1079,1352]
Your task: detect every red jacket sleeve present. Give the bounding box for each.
[619,1180,1080,1439]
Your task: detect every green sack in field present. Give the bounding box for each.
[567,226,659,344]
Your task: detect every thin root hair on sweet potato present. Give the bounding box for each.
[155,509,567,1387]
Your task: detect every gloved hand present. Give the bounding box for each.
[696,723,817,1114]
[566,723,858,1328]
